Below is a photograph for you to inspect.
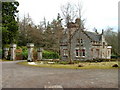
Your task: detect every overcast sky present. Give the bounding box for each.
[17,0,119,32]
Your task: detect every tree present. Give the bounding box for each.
[104,27,118,55]
[61,2,84,63]
[118,31,120,55]
[2,1,19,47]
[18,14,45,47]
[18,14,35,46]
[42,14,64,52]
[61,2,77,25]
[49,13,64,52]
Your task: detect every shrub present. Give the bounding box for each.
[112,64,119,67]
[0,49,2,59]
[57,61,69,64]
[21,46,27,51]
[111,55,120,59]
[82,58,119,63]
[78,65,83,67]
[22,50,28,60]
[21,46,28,60]
[73,60,81,64]
[43,50,59,59]
[16,48,23,60]
[6,53,10,60]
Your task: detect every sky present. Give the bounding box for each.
[17,0,119,32]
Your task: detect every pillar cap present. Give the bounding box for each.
[107,46,112,48]
[27,43,34,48]
[37,48,43,52]
[10,44,17,48]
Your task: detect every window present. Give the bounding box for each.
[96,49,99,57]
[76,49,79,56]
[91,49,93,57]
[80,39,83,44]
[77,39,83,45]
[82,49,85,56]
[75,48,85,57]
[63,49,68,56]
[108,51,109,56]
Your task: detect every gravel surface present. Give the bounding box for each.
[2,61,118,88]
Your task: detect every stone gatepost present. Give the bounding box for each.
[37,48,43,60]
[10,44,17,60]
[3,48,9,59]
[27,43,34,62]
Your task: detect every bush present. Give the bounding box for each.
[112,64,119,67]
[21,46,28,60]
[111,55,120,59]
[83,58,118,62]
[73,60,81,64]
[56,61,69,64]
[43,50,59,59]
[78,65,83,67]
[0,49,2,59]
[7,53,10,60]
[22,51,28,60]
[16,48,23,60]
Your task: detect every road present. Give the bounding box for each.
[1,61,118,88]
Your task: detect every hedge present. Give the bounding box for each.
[111,56,120,59]
[82,58,119,62]
[43,50,59,59]
[21,46,28,60]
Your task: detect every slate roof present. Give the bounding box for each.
[85,31,102,42]
[61,29,102,42]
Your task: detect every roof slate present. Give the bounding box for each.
[85,31,102,42]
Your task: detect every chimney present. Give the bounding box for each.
[101,29,104,35]
[75,18,80,24]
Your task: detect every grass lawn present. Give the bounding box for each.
[17,61,119,69]
[0,59,13,62]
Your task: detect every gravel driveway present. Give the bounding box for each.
[1,61,118,88]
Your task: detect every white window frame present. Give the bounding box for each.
[75,49,79,57]
[63,49,68,56]
[75,47,86,57]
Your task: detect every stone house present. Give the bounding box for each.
[60,18,112,60]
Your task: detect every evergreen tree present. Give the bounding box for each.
[2,1,19,47]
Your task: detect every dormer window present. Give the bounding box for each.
[77,39,83,43]
[80,39,83,44]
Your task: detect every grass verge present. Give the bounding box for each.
[17,61,119,69]
[1,59,14,62]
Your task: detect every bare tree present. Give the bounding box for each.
[61,2,77,25]
[61,1,85,63]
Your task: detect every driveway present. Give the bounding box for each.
[1,61,118,88]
